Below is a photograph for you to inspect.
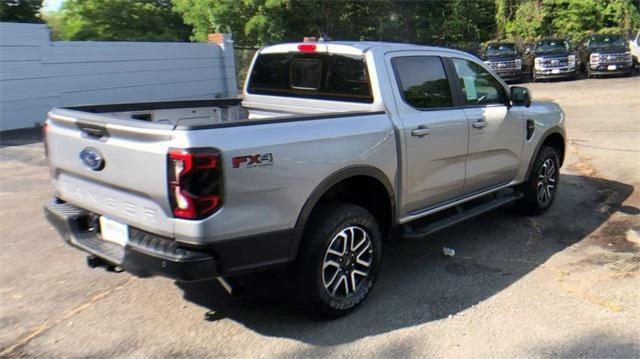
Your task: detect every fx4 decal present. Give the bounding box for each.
[232,153,274,168]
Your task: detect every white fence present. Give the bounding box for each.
[0,23,237,131]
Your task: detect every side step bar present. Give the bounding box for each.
[402,191,524,239]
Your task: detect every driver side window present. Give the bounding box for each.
[452,58,507,106]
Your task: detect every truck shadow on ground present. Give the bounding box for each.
[177,173,637,346]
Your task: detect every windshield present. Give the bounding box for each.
[486,43,517,56]
[535,39,570,53]
[588,35,626,49]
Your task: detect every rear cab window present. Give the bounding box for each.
[247,52,373,103]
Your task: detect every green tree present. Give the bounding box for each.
[0,0,42,23]
[172,0,497,47]
[438,0,496,44]
[543,0,604,40]
[56,0,191,41]
[43,11,64,40]
[600,0,640,35]
[172,0,389,45]
[505,0,640,42]
[495,0,524,38]
[505,1,548,40]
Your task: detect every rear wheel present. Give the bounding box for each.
[518,146,560,214]
[295,202,382,317]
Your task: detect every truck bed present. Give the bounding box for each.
[52,98,374,130]
[58,98,293,129]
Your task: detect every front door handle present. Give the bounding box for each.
[411,126,431,137]
[471,119,488,129]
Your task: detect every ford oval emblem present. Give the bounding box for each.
[79,147,105,171]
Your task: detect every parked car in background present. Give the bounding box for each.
[629,30,640,68]
[578,34,633,77]
[481,42,524,82]
[525,38,577,81]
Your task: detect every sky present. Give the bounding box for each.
[42,0,64,12]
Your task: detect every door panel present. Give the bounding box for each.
[401,110,468,211]
[387,54,469,213]
[450,57,524,194]
[463,106,523,193]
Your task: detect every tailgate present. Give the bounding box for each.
[46,109,175,237]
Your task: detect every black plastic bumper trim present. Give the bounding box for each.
[44,200,218,282]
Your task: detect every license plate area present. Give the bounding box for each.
[607,65,617,71]
[551,69,560,74]
[99,216,129,247]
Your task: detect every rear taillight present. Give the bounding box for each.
[168,148,222,219]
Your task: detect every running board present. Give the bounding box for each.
[401,191,524,239]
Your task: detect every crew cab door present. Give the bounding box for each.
[386,53,468,213]
[449,57,524,194]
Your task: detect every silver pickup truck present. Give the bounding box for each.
[44,41,566,316]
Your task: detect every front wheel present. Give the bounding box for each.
[518,146,560,214]
[295,202,382,317]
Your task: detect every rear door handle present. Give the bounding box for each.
[411,126,431,137]
[471,119,487,129]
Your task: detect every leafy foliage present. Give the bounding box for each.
[55,0,192,41]
[502,0,640,42]
[36,0,639,46]
[0,0,42,23]
[172,0,497,46]
[505,1,548,40]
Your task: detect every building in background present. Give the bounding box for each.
[0,23,236,131]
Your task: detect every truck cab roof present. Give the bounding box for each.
[260,41,470,57]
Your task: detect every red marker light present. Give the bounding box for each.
[298,44,316,52]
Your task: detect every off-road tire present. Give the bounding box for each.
[295,202,382,317]
[518,146,560,215]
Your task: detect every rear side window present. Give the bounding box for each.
[248,53,373,103]
[391,56,453,109]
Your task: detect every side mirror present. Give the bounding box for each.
[511,86,531,107]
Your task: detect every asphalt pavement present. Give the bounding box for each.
[1,75,638,358]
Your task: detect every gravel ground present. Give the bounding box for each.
[1,75,639,358]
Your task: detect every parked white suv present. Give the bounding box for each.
[630,30,640,67]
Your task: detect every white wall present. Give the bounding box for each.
[0,23,237,131]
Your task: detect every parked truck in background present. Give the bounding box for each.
[44,41,566,317]
[525,38,577,81]
[481,42,524,82]
[578,34,633,77]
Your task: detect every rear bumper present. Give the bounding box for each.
[44,200,218,282]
